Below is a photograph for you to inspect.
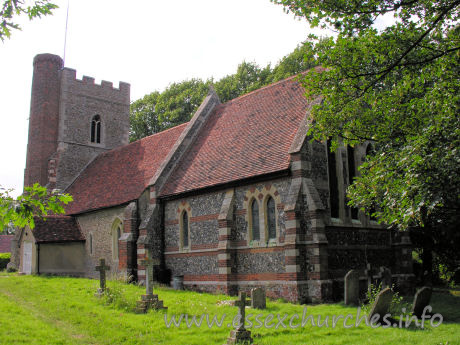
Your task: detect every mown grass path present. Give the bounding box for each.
[0,273,459,344]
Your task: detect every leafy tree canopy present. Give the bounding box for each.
[1,0,57,41]
[0,184,73,231]
[272,0,459,277]
[129,43,317,142]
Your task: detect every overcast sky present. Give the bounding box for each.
[1,0,329,197]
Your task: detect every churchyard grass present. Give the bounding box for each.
[0,272,459,344]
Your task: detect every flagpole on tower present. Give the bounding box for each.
[63,0,70,67]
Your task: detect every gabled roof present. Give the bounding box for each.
[65,123,187,215]
[0,235,13,253]
[160,76,309,196]
[32,216,85,243]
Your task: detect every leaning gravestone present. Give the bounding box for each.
[344,269,360,305]
[369,287,393,322]
[250,287,266,309]
[95,258,110,296]
[411,286,432,318]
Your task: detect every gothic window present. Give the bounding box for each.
[267,197,276,240]
[89,233,93,255]
[250,199,260,241]
[91,115,101,144]
[366,144,377,221]
[327,139,340,218]
[112,222,122,261]
[182,211,189,248]
[347,145,359,220]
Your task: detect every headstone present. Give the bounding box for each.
[411,286,432,318]
[135,256,166,313]
[225,292,253,345]
[369,287,393,321]
[250,287,266,309]
[365,263,375,291]
[344,269,360,305]
[378,267,392,288]
[95,258,110,296]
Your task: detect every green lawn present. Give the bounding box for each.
[0,273,459,345]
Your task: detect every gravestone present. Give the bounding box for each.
[225,292,253,345]
[377,267,392,288]
[411,286,432,318]
[344,269,360,305]
[250,287,266,309]
[364,263,375,291]
[135,256,167,313]
[95,258,110,296]
[369,287,393,322]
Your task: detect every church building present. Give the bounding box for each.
[14,53,414,302]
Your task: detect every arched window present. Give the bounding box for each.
[347,145,359,220]
[267,197,276,240]
[251,199,260,241]
[91,115,101,143]
[112,223,121,261]
[366,144,377,220]
[89,233,93,255]
[182,211,189,248]
[327,139,339,218]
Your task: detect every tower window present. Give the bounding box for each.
[251,199,260,241]
[267,197,276,240]
[91,115,101,143]
[327,139,340,218]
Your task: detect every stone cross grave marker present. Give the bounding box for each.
[369,287,393,322]
[226,292,253,345]
[344,269,360,305]
[140,256,159,295]
[95,258,110,294]
[250,287,266,309]
[411,286,432,318]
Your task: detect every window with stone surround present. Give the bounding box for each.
[347,145,359,220]
[181,211,190,249]
[327,139,340,218]
[91,115,101,144]
[89,233,93,255]
[112,220,122,261]
[266,196,276,240]
[250,199,260,241]
[366,143,377,221]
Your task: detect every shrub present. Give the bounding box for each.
[0,253,11,270]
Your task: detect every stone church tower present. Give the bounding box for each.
[24,53,130,190]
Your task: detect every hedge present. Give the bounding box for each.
[0,253,11,270]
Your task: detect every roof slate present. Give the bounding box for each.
[160,76,308,196]
[32,216,85,243]
[65,123,187,215]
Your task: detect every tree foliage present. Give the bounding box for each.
[129,43,317,142]
[1,0,57,41]
[272,0,460,276]
[0,184,73,231]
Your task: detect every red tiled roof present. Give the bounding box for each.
[32,216,85,243]
[0,235,13,253]
[161,76,309,196]
[66,124,187,214]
